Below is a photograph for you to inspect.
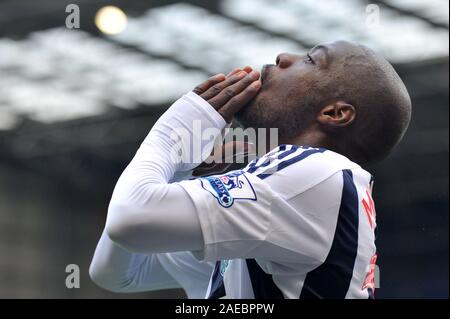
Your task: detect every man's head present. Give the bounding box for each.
[235,40,412,164]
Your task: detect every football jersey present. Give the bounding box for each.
[166,144,378,299]
[90,92,378,299]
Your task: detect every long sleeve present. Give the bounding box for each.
[89,91,225,295]
[104,91,227,253]
[89,231,181,293]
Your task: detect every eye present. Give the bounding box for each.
[305,53,315,64]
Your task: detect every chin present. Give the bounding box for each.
[235,96,261,129]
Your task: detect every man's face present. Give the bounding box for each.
[235,41,363,140]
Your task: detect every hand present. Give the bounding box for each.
[193,66,261,123]
[192,141,256,177]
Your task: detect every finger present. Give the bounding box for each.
[200,71,247,102]
[221,141,256,163]
[192,162,232,177]
[207,70,260,110]
[192,141,255,177]
[212,141,254,163]
[219,80,261,122]
[242,66,253,73]
[192,73,225,95]
[227,66,252,78]
[226,68,242,77]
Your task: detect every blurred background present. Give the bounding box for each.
[0,0,448,298]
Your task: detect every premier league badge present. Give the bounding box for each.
[200,171,257,208]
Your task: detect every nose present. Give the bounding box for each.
[276,53,295,68]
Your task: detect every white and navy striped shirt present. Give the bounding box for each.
[173,144,377,299]
[90,92,378,299]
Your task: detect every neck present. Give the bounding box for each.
[282,127,330,149]
[284,128,357,162]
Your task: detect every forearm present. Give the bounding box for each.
[89,159,198,293]
[89,69,261,291]
[89,230,182,293]
[89,230,148,292]
[104,92,227,253]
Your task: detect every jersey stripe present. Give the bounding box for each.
[245,259,284,299]
[299,169,359,299]
[207,261,226,299]
[246,157,271,173]
[277,145,298,159]
[245,145,295,173]
[257,148,326,180]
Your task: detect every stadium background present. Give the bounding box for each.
[0,0,448,298]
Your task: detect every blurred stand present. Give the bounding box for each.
[0,0,448,298]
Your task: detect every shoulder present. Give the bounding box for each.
[243,145,361,200]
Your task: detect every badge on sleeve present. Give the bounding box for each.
[200,171,257,208]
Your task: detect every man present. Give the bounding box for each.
[89,40,411,299]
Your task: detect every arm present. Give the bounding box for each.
[89,231,181,293]
[89,167,204,293]
[89,69,261,292]
[106,70,261,253]
[88,101,212,292]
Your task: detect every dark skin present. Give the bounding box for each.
[193,66,261,123]
[193,40,412,165]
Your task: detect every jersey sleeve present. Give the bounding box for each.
[156,252,213,298]
[90,230,213,297]
[89,230,181,293]
[178,170,273,262]
[178,147,361,267]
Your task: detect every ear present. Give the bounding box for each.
[317,101,356,128]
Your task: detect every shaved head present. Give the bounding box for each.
[236,40,412,164]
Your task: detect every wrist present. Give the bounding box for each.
[143,91,229,172]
